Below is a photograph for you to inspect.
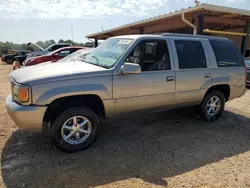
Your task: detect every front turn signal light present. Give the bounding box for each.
[18,87,29,102]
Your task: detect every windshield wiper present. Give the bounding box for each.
[92,55,100,64]
[87,55,110,69]
[97,64,110,69]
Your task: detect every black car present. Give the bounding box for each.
[1,50,31,64]
[14,53,30,65]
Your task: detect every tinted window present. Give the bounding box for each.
[175,40,207,69]
[126,40,171,71]
[51,45,61,51]
[210,40,244,67]
[58,49,71,57]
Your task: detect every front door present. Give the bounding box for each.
[113,39,176,116]
[169,37,211,105]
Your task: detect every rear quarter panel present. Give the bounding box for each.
[207,40,246,100]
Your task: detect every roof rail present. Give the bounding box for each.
[161,33,229,40]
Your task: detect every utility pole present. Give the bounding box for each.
[71,24,74,42]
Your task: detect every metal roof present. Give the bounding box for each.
[86,3,250,39]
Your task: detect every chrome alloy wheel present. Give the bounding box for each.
[61,116,91,145]
[206,96,221,116]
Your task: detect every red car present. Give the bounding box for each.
[23,46,85,66]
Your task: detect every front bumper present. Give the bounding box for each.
[5,94,47,133]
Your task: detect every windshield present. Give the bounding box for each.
[84,38,133,68]
[57,49,92,62]
[45,50,56,56]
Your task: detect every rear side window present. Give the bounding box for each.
[175,40,207,69]
[210,40,244,67]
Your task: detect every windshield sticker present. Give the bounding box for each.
[117,40,132,45]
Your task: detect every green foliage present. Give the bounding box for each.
[58,39,64,43]
[0,39,95,56]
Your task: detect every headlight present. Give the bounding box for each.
[13,85,29,102]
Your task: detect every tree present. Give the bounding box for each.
[58,39,64,43]
[50,39,56,44]
[64,39,74,45]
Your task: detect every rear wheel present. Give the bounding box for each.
[50,107,99,152]
[199,90,225,122]
[6,59,13,64]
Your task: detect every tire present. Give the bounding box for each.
[50,107,99,152]
[199,90,225,122]
[6,59,13,64]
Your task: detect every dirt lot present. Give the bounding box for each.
[0,63,250,188]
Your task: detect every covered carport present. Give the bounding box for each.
[86,3,250,57]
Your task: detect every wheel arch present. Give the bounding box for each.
[42,94,106,133]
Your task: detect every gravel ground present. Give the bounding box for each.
[0,63,250,188]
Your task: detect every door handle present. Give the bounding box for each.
[166,76,175,82]
[204,73,211,79]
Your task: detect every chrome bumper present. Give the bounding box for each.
[5,94,47,133]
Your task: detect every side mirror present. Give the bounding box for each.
[120,62,141,75]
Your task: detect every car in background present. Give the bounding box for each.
[14,53,30,65]
[24,46,85,66]
[245,57,250,88]
[26,43,72,59]
[1,50,31,64]
[40,48,94,65]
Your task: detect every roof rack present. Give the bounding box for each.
[160,33,229,40]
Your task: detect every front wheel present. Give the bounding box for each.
[199,90,225,122]
[50,107,99,152]
[6,59,13,64]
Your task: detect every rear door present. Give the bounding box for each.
[169,37,211,105]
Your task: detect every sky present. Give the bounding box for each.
[0,0,249,44]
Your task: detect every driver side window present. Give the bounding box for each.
[58,50,71,57]
[125,39,171,71]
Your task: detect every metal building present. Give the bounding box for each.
[86,3,250,57]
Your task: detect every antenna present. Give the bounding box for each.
[101,25,104,31]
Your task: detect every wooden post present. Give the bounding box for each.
[94,38,98,47]
[140,27,144,34]
[197,15,204,35]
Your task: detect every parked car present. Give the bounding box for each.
[6,34,247,152]
[14,53,30,65]
[245,57,250,88]
[40,48,94,65]
[23,46,85,66]
[1,50,31,64]
[26,43,72,59]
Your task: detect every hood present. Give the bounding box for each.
[10,61,107,84]
[40,61,52,65]
[27,51,46,58]
[3,54,14,58]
